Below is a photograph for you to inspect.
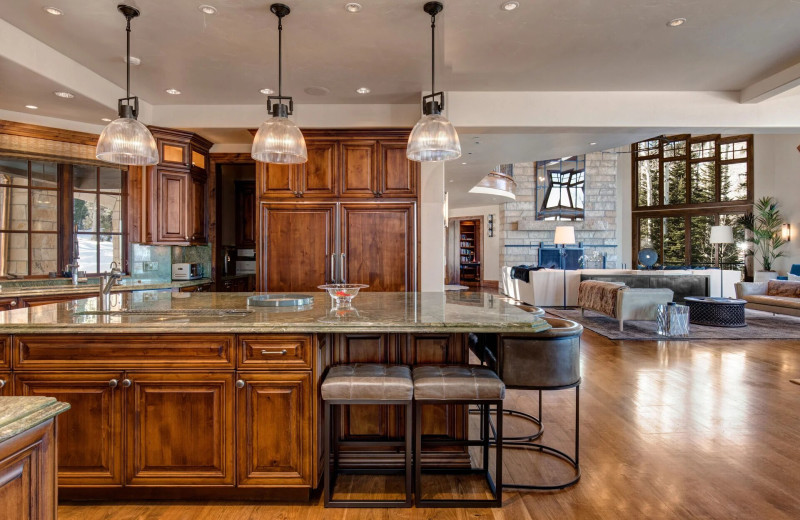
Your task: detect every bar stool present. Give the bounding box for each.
[321,364,413,508]
[412,365,505,508]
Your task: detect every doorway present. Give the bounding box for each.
[446,216,483,286]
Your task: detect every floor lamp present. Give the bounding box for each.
[710,225,734,298]
[554,226,576,309]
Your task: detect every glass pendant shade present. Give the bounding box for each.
[96,117,158,166]
[469,171,516,200]
[406,113,462,162]
[251,115,308,164]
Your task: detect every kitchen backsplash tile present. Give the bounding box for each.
[172,245,212,279]
[129,244,171,280]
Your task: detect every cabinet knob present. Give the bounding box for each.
[121,378,132,388]
[0,379,5,388]
[9,300,16,307]
[109,378,118,388]
[235,379,245,389]
[184,236,189,240]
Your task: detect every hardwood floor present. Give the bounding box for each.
[58,325,800,519]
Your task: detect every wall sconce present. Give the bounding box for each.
[487,214,494,237]
[782,223,791,242]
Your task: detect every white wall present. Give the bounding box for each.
[448,205,502,282]
[754,134,800,274]
[615,146,633,269]
[419,163,445,292]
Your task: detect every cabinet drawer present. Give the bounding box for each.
[13,334,235,369]
[239,335,312,369]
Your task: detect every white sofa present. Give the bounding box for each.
[501,267,742,307]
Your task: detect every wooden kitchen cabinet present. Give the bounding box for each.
[340,202,415,291]
[0,297,20,311]
[236,371,313,487]
[298,140,338,198]
[125,371,235,486]
[189,169,208,244]
[260,203,335,292]
[156,168,190,243]
[378,140,418,197]
[14,371,124,486]
[0,419,58,520]
[234,180,256,247]
[258,163,298,198]
[19,293,94,308]
[340,140,378,197]
[0,372,11,395]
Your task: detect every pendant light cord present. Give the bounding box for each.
[430,13,436,95]
[278,17,283,97]
[125,15,131,100]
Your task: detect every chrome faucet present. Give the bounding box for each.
[65,262,79,285]
[98,263,123,310]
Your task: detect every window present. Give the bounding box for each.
[632,135,752,268]
[0,156,126,277]
[535,156,585,221]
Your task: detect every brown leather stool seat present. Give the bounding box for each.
[412,365,504,508]
[321,364,413,401]
[322,363,413,508]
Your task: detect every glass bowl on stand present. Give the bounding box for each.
[318,284,368,307]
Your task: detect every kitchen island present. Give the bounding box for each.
[0,290,562,501]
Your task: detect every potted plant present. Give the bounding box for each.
[737,196,787,282]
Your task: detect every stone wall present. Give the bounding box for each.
[500,150,621,268]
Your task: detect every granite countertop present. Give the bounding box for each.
[0,397,70,443]
[0,278,212,298]
[0,291,548,334]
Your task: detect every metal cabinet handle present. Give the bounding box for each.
[9,301,16,307]
[330,255,335,284]
[340,253,346,283]
[0,379,5,388]
[121,379,132,388]
[109,379,118,388]
[235,379,245,389]
[261,349,288,355]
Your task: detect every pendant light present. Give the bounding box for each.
[406,1,461,163]
[251,3,308,164]
[96,5,158,166]
[469,170,517,200]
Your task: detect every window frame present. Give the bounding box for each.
[631,134,753,268]
[535,156,586,221]
[0,156,128,278]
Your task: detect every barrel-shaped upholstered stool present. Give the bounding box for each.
[412,365,505,507]
[321,364,413,508]
[492,318,583,490]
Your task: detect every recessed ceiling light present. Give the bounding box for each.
[124,56,141,66]
[589,142,597,146]
[345,3,362,13]
[259,88,274,95]
[501,1,519,11]
[355,87,370,94]
[43,7,63,16]
[101,118,112,122]
[165,88,181,95]
[461,162,467,165]
[25,105,38,110]
[667,18,686,27]
[198,5,217,15]
[53,91,74,98]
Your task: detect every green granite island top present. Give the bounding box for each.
[0,290,547,334]
[0,278,212,298]
[0,397,70,443]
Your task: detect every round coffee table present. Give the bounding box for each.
[684,297,747,327]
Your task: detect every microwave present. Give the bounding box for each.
[172,263,203,280]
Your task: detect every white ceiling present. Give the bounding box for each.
[2,0,800,105]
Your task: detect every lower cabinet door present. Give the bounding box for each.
[125,371,234,485]
[0,372,11,396]
[14,371,124,486]
[236,371,313,487]
[0,420,56,520]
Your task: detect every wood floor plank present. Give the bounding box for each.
[58,327,800,519]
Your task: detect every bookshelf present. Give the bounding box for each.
[459,220,481,286]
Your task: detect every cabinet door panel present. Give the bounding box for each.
[340,141,377,197]
[125,372,234,485]
[15,371,124,486]
[236,372,313,486]
[257,163,299,198]
[157,169,189,243]
[379,141,417,197]
[189,170,208,244]
[299,141,337,198]
[0,372,11,396]
[261,203,335,291]
[0,422,55,520]
[341,203,415,291]
[235,181,256,247]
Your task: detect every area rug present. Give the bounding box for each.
[545,307,800,340]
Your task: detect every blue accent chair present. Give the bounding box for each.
[790,264,800,277]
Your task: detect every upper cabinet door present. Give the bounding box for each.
[257,163,301,199]
[378,141,418,198]
[297,141,338,198]
[340,140,378,198]
[188,170,208,245]
[156,168,189,244]
[158,139,189,168]
[235,181,257,248]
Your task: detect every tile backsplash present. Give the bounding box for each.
[129,244,213,281]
